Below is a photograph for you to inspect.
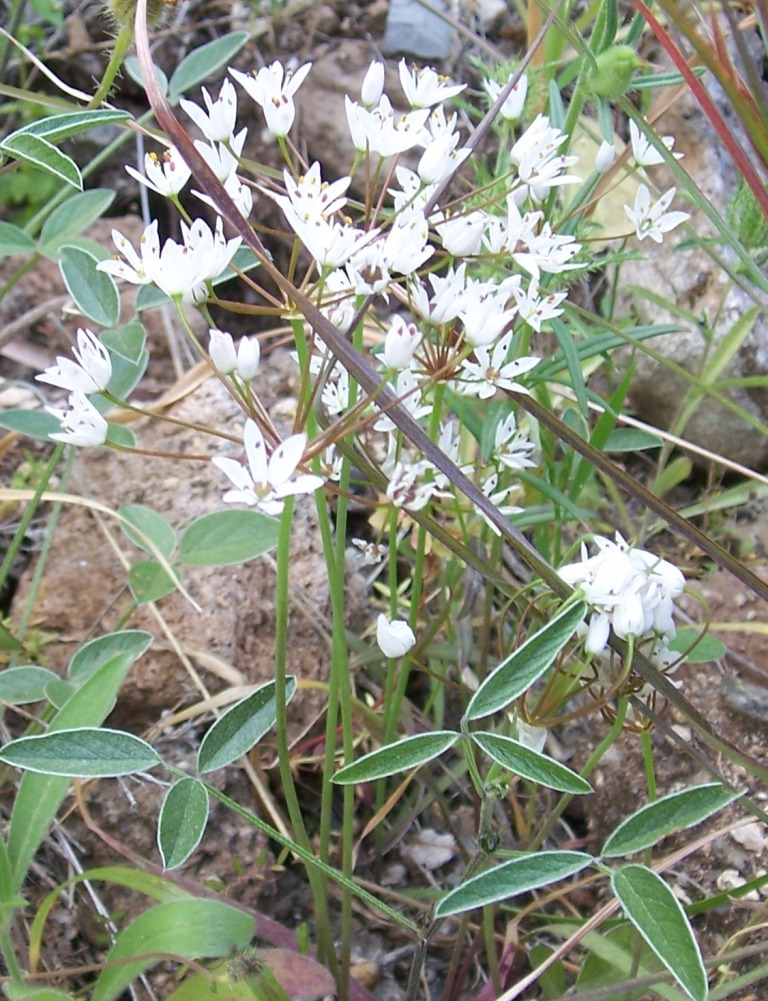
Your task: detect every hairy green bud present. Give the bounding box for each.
[586,45,639,100]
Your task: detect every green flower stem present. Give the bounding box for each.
[9,447,75,661]
[0,444,65,655]
[273,496,336,973]
[88,23,134,110]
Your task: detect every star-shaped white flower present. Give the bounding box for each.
[125,147,191,198]
[625,185,689,243]
[47,391,108,446]
[180,79,238,143]
[230,61,311,137]
[37,327,112,395]
[212,419,324,517]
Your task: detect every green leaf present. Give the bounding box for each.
[128,561,178,604]
[59,245,119,327]
[0,221,36,258]
[0,409,61,442]
[332,731,459,784]
[44,679,74,709]
[197,679,297,774]
[168,32,249,103]
[92,899,254,1001]
[0,666,59,704]
[471,732,592,794]
[7,652,143,889]
[6,110,131,144]
[5,986,73,1000]
[603,784,739,858]
[39,189,115,253]
[0,622,25,652]
[612,864,707,1001]
[158,778,209,870]
[179,510,280,567]
[68,630,152,681]
[466,602,586,721]
[668,628,726,663]
[102,322,147,364]
[124,55,169,97]
[0,728,161,777]
[105,423,136,449]
[0,133,82,190]
[435,851,593,918]
[119,505,176,559]
[603,428,663,452]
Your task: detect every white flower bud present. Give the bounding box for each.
[209,329,237,374]
[376,614,416,658]
[595,139,616,173]
[382,315,422,370]
[236,336,261,381]
[361,60,385,108]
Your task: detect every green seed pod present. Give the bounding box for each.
[586,45,639,100]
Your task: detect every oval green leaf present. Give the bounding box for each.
[669,628,726,663]
[0,221,36,258]
[611,864,707,1001]
[59,245,119,327]
[119,505,176,559]
[128,561,177,604]
[603,428,663,452]
[8,110,131,144]
[0,728,160,777]
[168,31,249,103]
[603,783,740,858]
[466,602,587,721]
[198,678,297,774]
[68,630,152,681]
[179,509,280,567]
[0,133,81,189]
[39,188,115,252]
[158,778,209,870]
[102,322,147,364]
[472,732,592,794]
[0,666,59,705]
[0,409,62,441]
[92,898,254,1001]
[435,851,593,918]
[333,731,459,784]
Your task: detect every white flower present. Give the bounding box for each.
[417,132,470,185]
[47,391,108,446]
[382,207,433,275]
[345,95,430,157]
[409,264,468,325]
[194,128,247,183]
[180,79,238,142]
[385,458,437,511]
[374,369,431,432]
[479,472,522,535]
[285,208,375,270]
[376,614,416,658]
[398,60,465,108]
[510,114,580,202]
[230,61,312,138]
[460,335,539,398]
[98,218,240,302]
[493,412,537,470]
[361,60,385,107]
[382,315,422,370]
[629,120,682,167]
[625,185,689,243]
[595,139,616,173]
[212,419,324,517]
[513,281,568,333]
[459,280,519,347]
[271,161,350,223]
[435,210,486,257]
[37,327,112,395]
[484,72,528,121]
[125,147,191,198]
[558,533,686,657]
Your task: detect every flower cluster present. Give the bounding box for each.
[37,328,111,446]
[558,533,686,665]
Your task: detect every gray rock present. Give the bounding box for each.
[382,0,453,60]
